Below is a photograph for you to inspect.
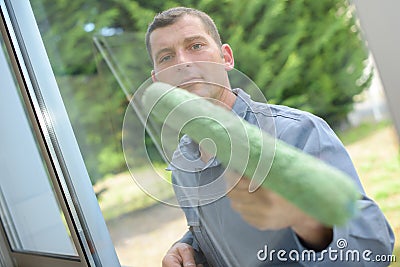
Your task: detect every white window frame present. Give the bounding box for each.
[0,0,120,266]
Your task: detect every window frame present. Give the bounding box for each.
[0,0,120,266]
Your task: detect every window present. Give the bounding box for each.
[0,0,120,265]
[1,0,186,266]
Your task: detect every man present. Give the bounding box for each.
[145,7,394,266]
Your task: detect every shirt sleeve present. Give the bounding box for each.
[179,229,194,245]
[279,114,395,266]
[171,171,210,265]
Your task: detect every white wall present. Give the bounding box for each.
[352,0,400,142]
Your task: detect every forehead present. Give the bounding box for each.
[149,15,210,48]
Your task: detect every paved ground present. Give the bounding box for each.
[106,201,187,266]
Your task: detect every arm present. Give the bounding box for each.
[228,113,394,265]
[280,115,395,265]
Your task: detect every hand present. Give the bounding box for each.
[162,242,203,267]
[226,175,332,250]
[227,175,302,230]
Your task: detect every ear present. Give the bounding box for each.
[221,44,234,71]
[151,70,158,82]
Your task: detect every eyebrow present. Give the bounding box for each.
[183,35,207,44]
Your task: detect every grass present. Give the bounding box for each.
[93,163,173,221]
[337,120,392,145]
[338,121,399,266]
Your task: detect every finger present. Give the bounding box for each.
[232,176,250,190]
[177,245,196,267]
[162,253,182,267]
[228,187,254,203]
[227,180,251,201]
[228,185,252,196]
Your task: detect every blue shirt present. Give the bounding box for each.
[168,88,394,266]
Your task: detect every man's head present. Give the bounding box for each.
[146,7,235,107]
[146,7,222,63]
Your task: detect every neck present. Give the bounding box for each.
[216,86,237,110]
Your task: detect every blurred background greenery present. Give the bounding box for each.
[31,0,371,183]
[339,122,399,266]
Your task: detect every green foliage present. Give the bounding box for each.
[31,0,371,183]
[200,0,372,126]
[337,120,391,145]
[54,74,128,183]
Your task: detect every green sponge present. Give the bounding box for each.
[141,82,360,226]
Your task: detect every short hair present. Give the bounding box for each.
[145,7,222,63]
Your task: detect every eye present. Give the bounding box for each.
[159,54,172,63]
[191,43,204,50]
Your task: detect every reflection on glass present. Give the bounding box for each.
[0,34,77,257]
[30,1,187,265]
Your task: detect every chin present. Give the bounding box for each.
[179,84,203,95]
[187,90,207,98]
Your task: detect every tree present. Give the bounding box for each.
[31,0,148,183]
[31,0,371,183]
[199,0,371,126]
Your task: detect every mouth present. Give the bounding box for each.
[178,78,204,89]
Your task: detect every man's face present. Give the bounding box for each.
[149,15,234,100]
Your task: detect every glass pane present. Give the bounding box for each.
[30,1,187,266]
[27,1,399,266]
[0,32,78,257]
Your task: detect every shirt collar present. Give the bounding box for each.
[231,88,252,119]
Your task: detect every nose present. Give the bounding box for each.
[175,51,192,69]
